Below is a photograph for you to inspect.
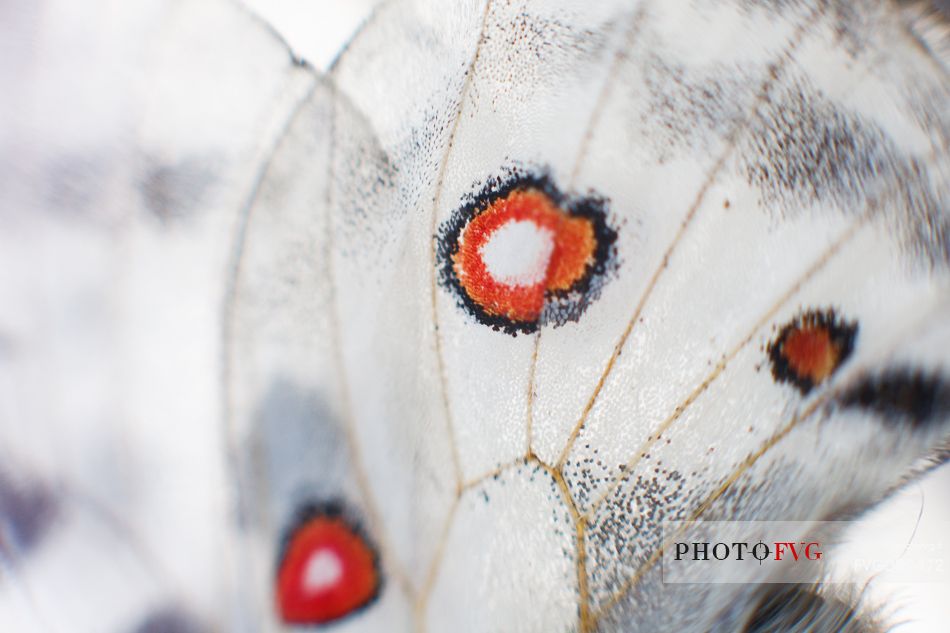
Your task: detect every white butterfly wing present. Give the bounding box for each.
[3,0,949,632]
[0,0,312,630]
[232,0,950,631]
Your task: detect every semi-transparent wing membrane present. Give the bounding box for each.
[1,0,312,630]
[300,0,950,631]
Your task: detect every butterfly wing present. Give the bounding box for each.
[232,0,950,631]
[3,0,949,632]
[0,0,312,630]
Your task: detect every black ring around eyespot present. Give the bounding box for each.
[435,166,618,336]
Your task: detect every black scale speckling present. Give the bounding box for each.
[585,465,696,606]
[740,75,949,268]
[628,10,948,269]
[472,5,608,107]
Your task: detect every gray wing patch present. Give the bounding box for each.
[473,4,610,106]
[740,76,948,268]
[240,378,350,531]
[137,158,217,223]
[0,469,58,558]
[128,608,209,633]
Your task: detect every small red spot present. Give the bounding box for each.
[768,308,857,394]
[452,189,595,324]
[276,512,380,625]
[783,326,835,382]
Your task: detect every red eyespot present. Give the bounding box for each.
[453,189,595,324]
[437,170,617,335]
[783,327,835,380]
[768,308,857,394]
[276,507,381,625]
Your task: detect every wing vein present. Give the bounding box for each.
[590,144,947,622]
[526,2,649,460]
[554,3,827,469]
[219,74,320,625]
[325,86,415,598]
[591,294,944,623]
[428,0,496,490]
[585,216,869,519]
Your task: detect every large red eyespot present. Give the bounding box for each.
[767,308,857,394]
[276,504,381,625]
[437,169,617,335]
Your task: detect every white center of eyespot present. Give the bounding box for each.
[303,549,344,593]
[480,220,555,287]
